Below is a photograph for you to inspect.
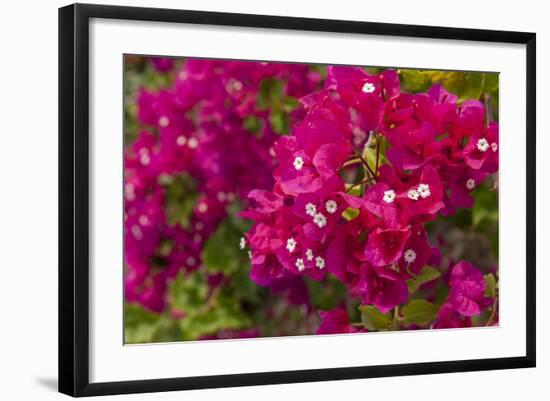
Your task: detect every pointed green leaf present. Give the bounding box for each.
[359,305,393,331]
[406,266,441,294]
[484,273,497,298]
[401,299,439,327]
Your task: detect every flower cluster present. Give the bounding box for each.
[243,66,499,331]
[125,58,321,312]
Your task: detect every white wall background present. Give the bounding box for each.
[0,0,545,399]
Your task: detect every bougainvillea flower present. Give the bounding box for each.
[434,302,473,329]
[386,121,443,171]
[364,226,411,267]
[351,263,409,313]
[316,308,359,334]
[463,121,499,172]
[447,261,493,316]
[397,226,433,276]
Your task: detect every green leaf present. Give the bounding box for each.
[423,71,483,102]
[472,188,498,228]
[401,299,439,327]
[243,115,263,135]
[484,273,497,298]
[269,109,290,135]
[399,69,432,93]
[169,270,209,312]
[124,303,181,344]
[179,300,251,340]
[164,173,198,229]
[482,73,499,94]
[359,305,393,331]
[406,266,441,294]
[257,78,285,110]
[202,218,245,274]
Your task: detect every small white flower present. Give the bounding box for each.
[131,224,143,240]
[404,249,417,263]
[466,178,476,190]
[491,142,498,152]
[305,202,317,217]
[306,248,314,261]
[248,250,253,259]
[362,82,376,93]
[140,153,150,166]
[477,138,490,152]
[295,258,305,272]
[197,202,208,213]
[138,215,149,226]
[417,183,431,199]
[176,135,187,146]
[227,79,243,92]
[407,189,420,201]
[325,200,338,214]
[239,237,246,250]
[313,213,327,228]
[286,238,297,253]
[383,190,396,203]
[125,183,136,201]
[158,116,170,128]
[187,137,199,149]
[315,256,325,270]
[293,156,304,171]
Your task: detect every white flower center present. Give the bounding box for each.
[248,250,252,259]
[158,116,170,128]
[176,135,187,146]
[186,256,196,267]
[325,200,338,214]
[239,237,246,250]
[295,258,305,272]
[315,256,325,269]
[383,190,396,203]
[313,213,327,228]
[491,142,498,152]
[417,183,431,199]
[477,138,489,152]
[286,238,297,253]
[362,82,376,93]
[306,248,314,261]
[193,234,202,243]
[217,192,227,202]
[197,202,208,213]
[293,156,304,171]
[305,202,317,217]
[407,189,419,201]
[404,249,417,263]
[466,178,476,190]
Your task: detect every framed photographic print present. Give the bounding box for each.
[58,3,536,397]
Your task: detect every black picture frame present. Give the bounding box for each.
[59,3,536,397]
